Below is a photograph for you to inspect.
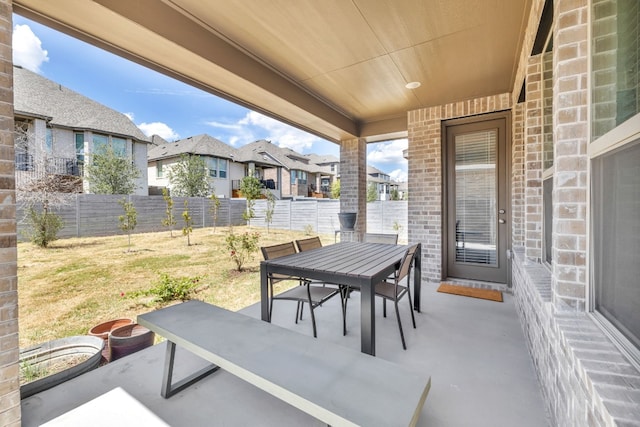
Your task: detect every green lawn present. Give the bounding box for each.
[18,226,331,349]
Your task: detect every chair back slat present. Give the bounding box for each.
[397,244,419,282]
[295,237,323,252]
[261,242,297,260]
[363,233,398,244]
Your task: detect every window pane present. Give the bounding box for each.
[454,130,497,265]
[157,161,163,178]
[592,0,640,140]
[219,159,227,178]
[45,128,53,152]
[75,133,85,164]
[93,134,108,152]
[112,137,126,156]
[593,138,640,350]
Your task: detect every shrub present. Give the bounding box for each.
[226,230,260,271]
[25,207,63,248]
[134,272,201,303]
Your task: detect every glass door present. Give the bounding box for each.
[446,117,509,283]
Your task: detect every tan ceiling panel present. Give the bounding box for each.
[304,55,421,121]
[15,0,533,143]
[166,0,387,81]
[355,0,489,53]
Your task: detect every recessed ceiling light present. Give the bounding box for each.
[405,81,421,89]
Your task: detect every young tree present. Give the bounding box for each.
[240,173,262,224]
[330,179,340,199]
[168,154,210,197]
[367,182,378,202]
[161,188,176,237]
[15,122,80,247]
[118,198,137,251]
[182,200,194,246]
[210,194,221,233]
[264,191,276,234]
[85,145,140,194]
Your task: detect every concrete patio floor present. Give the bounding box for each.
[21,282,550,426]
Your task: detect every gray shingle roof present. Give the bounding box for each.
[236,140,323,173]
[13,65,149,142]
[147,134,239,161]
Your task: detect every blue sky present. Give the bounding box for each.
[12,15,408,181]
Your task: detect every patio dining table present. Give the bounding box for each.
[260,241,422,356]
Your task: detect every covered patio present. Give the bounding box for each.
[22,283,549,426]
[2,0,640,425]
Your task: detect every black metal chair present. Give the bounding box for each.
[375,244,419,350]
[294,237,348,335]
[261,242,344,338]
[363,233,398,244]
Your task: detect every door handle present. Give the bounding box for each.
[499,219,506,224]
[498,209,505,214]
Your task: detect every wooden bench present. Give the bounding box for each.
[137,300,431,427]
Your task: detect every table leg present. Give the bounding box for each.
[360,282,375,356]
[161,341,219,398]
[260,263,270,322]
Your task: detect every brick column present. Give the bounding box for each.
[0,1,19,425]
[524,55,543,261]
[339,138,366,236]
[512,102,525,247]
[552,0,589,311]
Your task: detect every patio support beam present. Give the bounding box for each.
[339,138,366,239]
[0,1,20,425]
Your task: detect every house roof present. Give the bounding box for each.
[14,0,535,144]
[13,65,149,142]
[236,140,325,174]
[147,134,238,161]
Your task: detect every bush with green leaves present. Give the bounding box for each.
[225,230,260,271]
[134,272,202,303]
[25,207,63,248]
[85,145,141,195]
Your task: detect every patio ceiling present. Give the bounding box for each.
[14,0,532,143]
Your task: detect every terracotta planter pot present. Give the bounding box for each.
[108,324,155,361]
[88,318,134,341]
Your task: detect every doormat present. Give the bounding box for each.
[437,283,503,302]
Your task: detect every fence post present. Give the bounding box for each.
[76,193,80,238]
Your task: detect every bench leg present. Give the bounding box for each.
[161,341,220,398]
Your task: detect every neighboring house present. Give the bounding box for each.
[304,153,339,194]
[147,134,242,198]
[367,165,398,201]
[13,65,150,195]
[236,140,336,199]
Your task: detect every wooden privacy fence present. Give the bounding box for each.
[16,194,247,240]
[249,199,408,242]
[17,195,408,242]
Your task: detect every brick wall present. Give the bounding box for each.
[0,1,19,425]
[407,94,512,283]
[339,138,366,236]
[552,0,589,312]
[512,102,526,247]
[525,55,544,262]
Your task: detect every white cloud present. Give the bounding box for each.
[123,112,135,121]
[138,122,179,141]
[238,111,322,152]
[13,24,49,73]
[389,169,408,182]
[367,139,408,165]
